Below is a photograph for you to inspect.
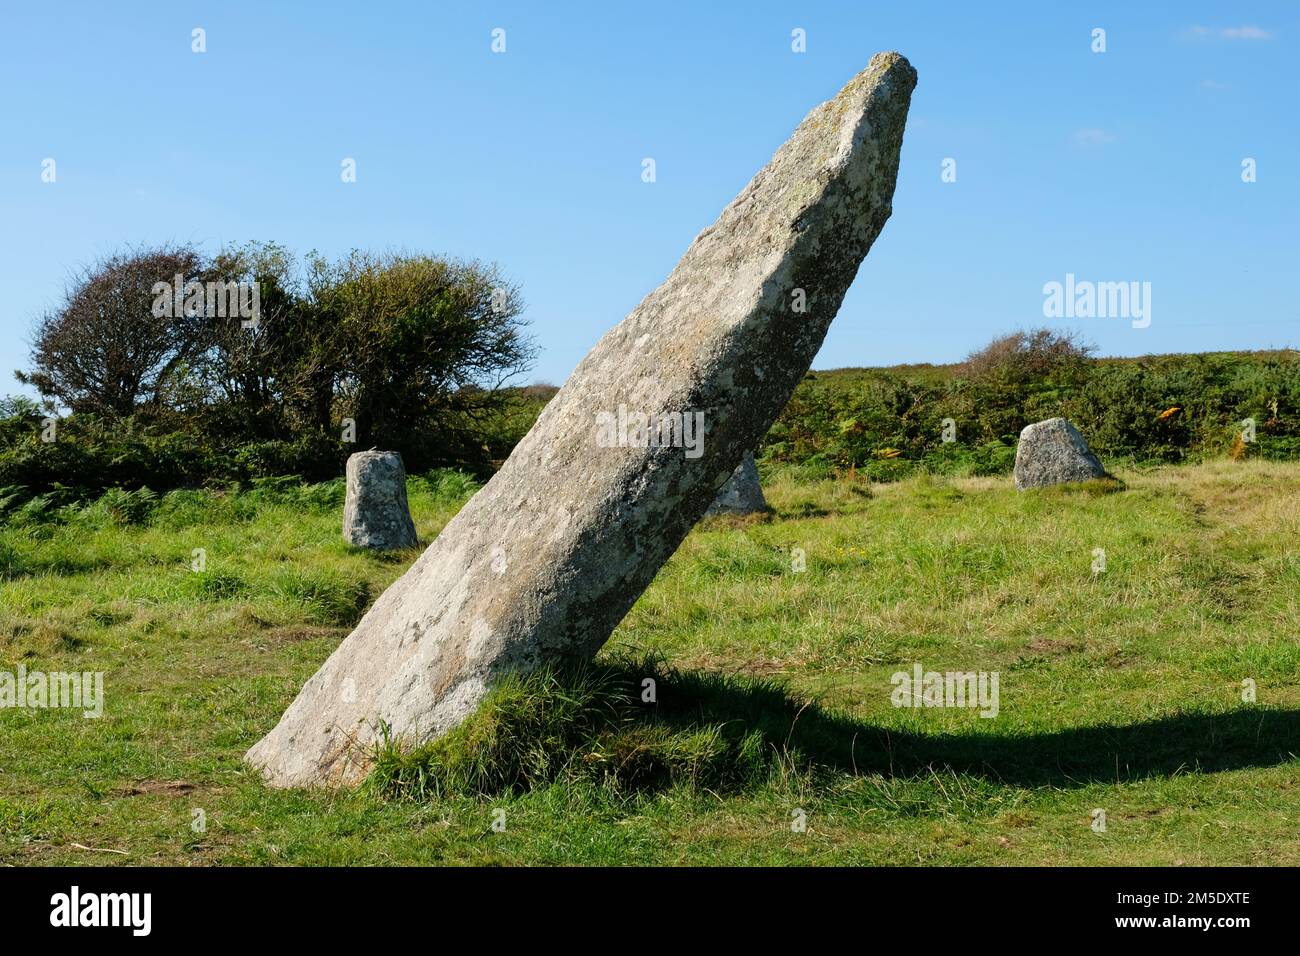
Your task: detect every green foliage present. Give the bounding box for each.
[17,245,205,417]
[152,488,255,529]
[409,468,481,505]
[6,337,1298,512]
[10,241,537,497]
[231,433,347,483]
[309,250,536,455]
[0,465,468,531]
[80,487,159,527]
[0,416,349,511]
[763,347,1300,478]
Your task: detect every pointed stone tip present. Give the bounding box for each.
[823,52,916,121]
[867,51,917,85]
[872,50,910,65]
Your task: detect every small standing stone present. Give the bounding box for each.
[1013,418,1106,490]
[707,451,769,516]
[343,450,418,549]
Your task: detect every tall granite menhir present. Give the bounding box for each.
[248,52,918,787]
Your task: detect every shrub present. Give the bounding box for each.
[959,328,1094,384]
[412,468,480,505]
[232,433,345,483]
[17,245,205,416]
[86,487,159,527]
[761,345,1300,479]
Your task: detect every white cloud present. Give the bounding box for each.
[1221,25,1272,40]
[1071,128,1115,147]
[1184,24,1273,41]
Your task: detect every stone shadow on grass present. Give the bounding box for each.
[617,661,1300,789]
[370,658,1300,798]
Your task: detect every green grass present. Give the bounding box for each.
[2,460,1298,865]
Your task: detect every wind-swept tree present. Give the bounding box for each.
[307,250,536,460]
[19,246,205,417]
[194,241,305,439]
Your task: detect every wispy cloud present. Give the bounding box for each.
[1184,24,1273,41]
[1200,79,1231,91]
[1222,25,1272,40]
[1071,128,1115,147]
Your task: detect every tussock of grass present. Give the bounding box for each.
[189,569,251,600]
[368,660,794,800]
[266,569,370,626]
[0,538,23,579]
[1033,475,1127,497]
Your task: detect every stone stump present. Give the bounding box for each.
[706,451,768,516]
[1013,418,1106,490]
[342,451,418,549]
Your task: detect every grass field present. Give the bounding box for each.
[2,460,1298,865]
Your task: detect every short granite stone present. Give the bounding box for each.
[706,451,768,516]
[1013,418,1106,490]
[343,451,418,549]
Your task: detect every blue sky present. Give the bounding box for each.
[1,1,1296,394]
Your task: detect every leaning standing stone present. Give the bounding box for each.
[1013,418,1106,490]
[706,451,768,516]
[343,451,418,549]
[247,52,917,788]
